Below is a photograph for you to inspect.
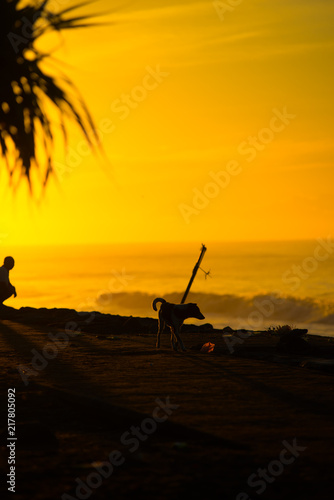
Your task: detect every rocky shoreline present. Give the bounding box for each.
[1,304,333,373]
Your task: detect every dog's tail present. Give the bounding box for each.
[152,297,166,311]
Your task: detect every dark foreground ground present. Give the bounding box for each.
[0,306,333,499]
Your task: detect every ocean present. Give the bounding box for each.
[4,240,334,337]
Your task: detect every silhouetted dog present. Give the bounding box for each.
[152,297,205,351]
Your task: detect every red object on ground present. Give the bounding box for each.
[200,342,215,353]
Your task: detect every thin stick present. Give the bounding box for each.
[181,244,207,304]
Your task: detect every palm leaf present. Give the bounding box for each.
[0,0,100,190]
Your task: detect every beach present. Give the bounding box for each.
[1,0,333,498]
[1,306,333,499]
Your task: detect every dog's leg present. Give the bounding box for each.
[170,327,178,351]
[174,326,186,352]
[156,314,164,348]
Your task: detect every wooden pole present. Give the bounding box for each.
[181,244,207,304]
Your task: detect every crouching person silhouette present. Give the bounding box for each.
[0,256,17,304]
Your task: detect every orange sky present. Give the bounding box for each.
[1,0,334,246]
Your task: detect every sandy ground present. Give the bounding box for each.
[0,308,334,499]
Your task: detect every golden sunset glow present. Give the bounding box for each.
[1,0,334,247]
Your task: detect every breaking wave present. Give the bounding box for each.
[96,291,334,326]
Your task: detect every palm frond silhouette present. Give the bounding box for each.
[0,0,99,190]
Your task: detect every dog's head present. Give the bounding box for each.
[187,303,205,320]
